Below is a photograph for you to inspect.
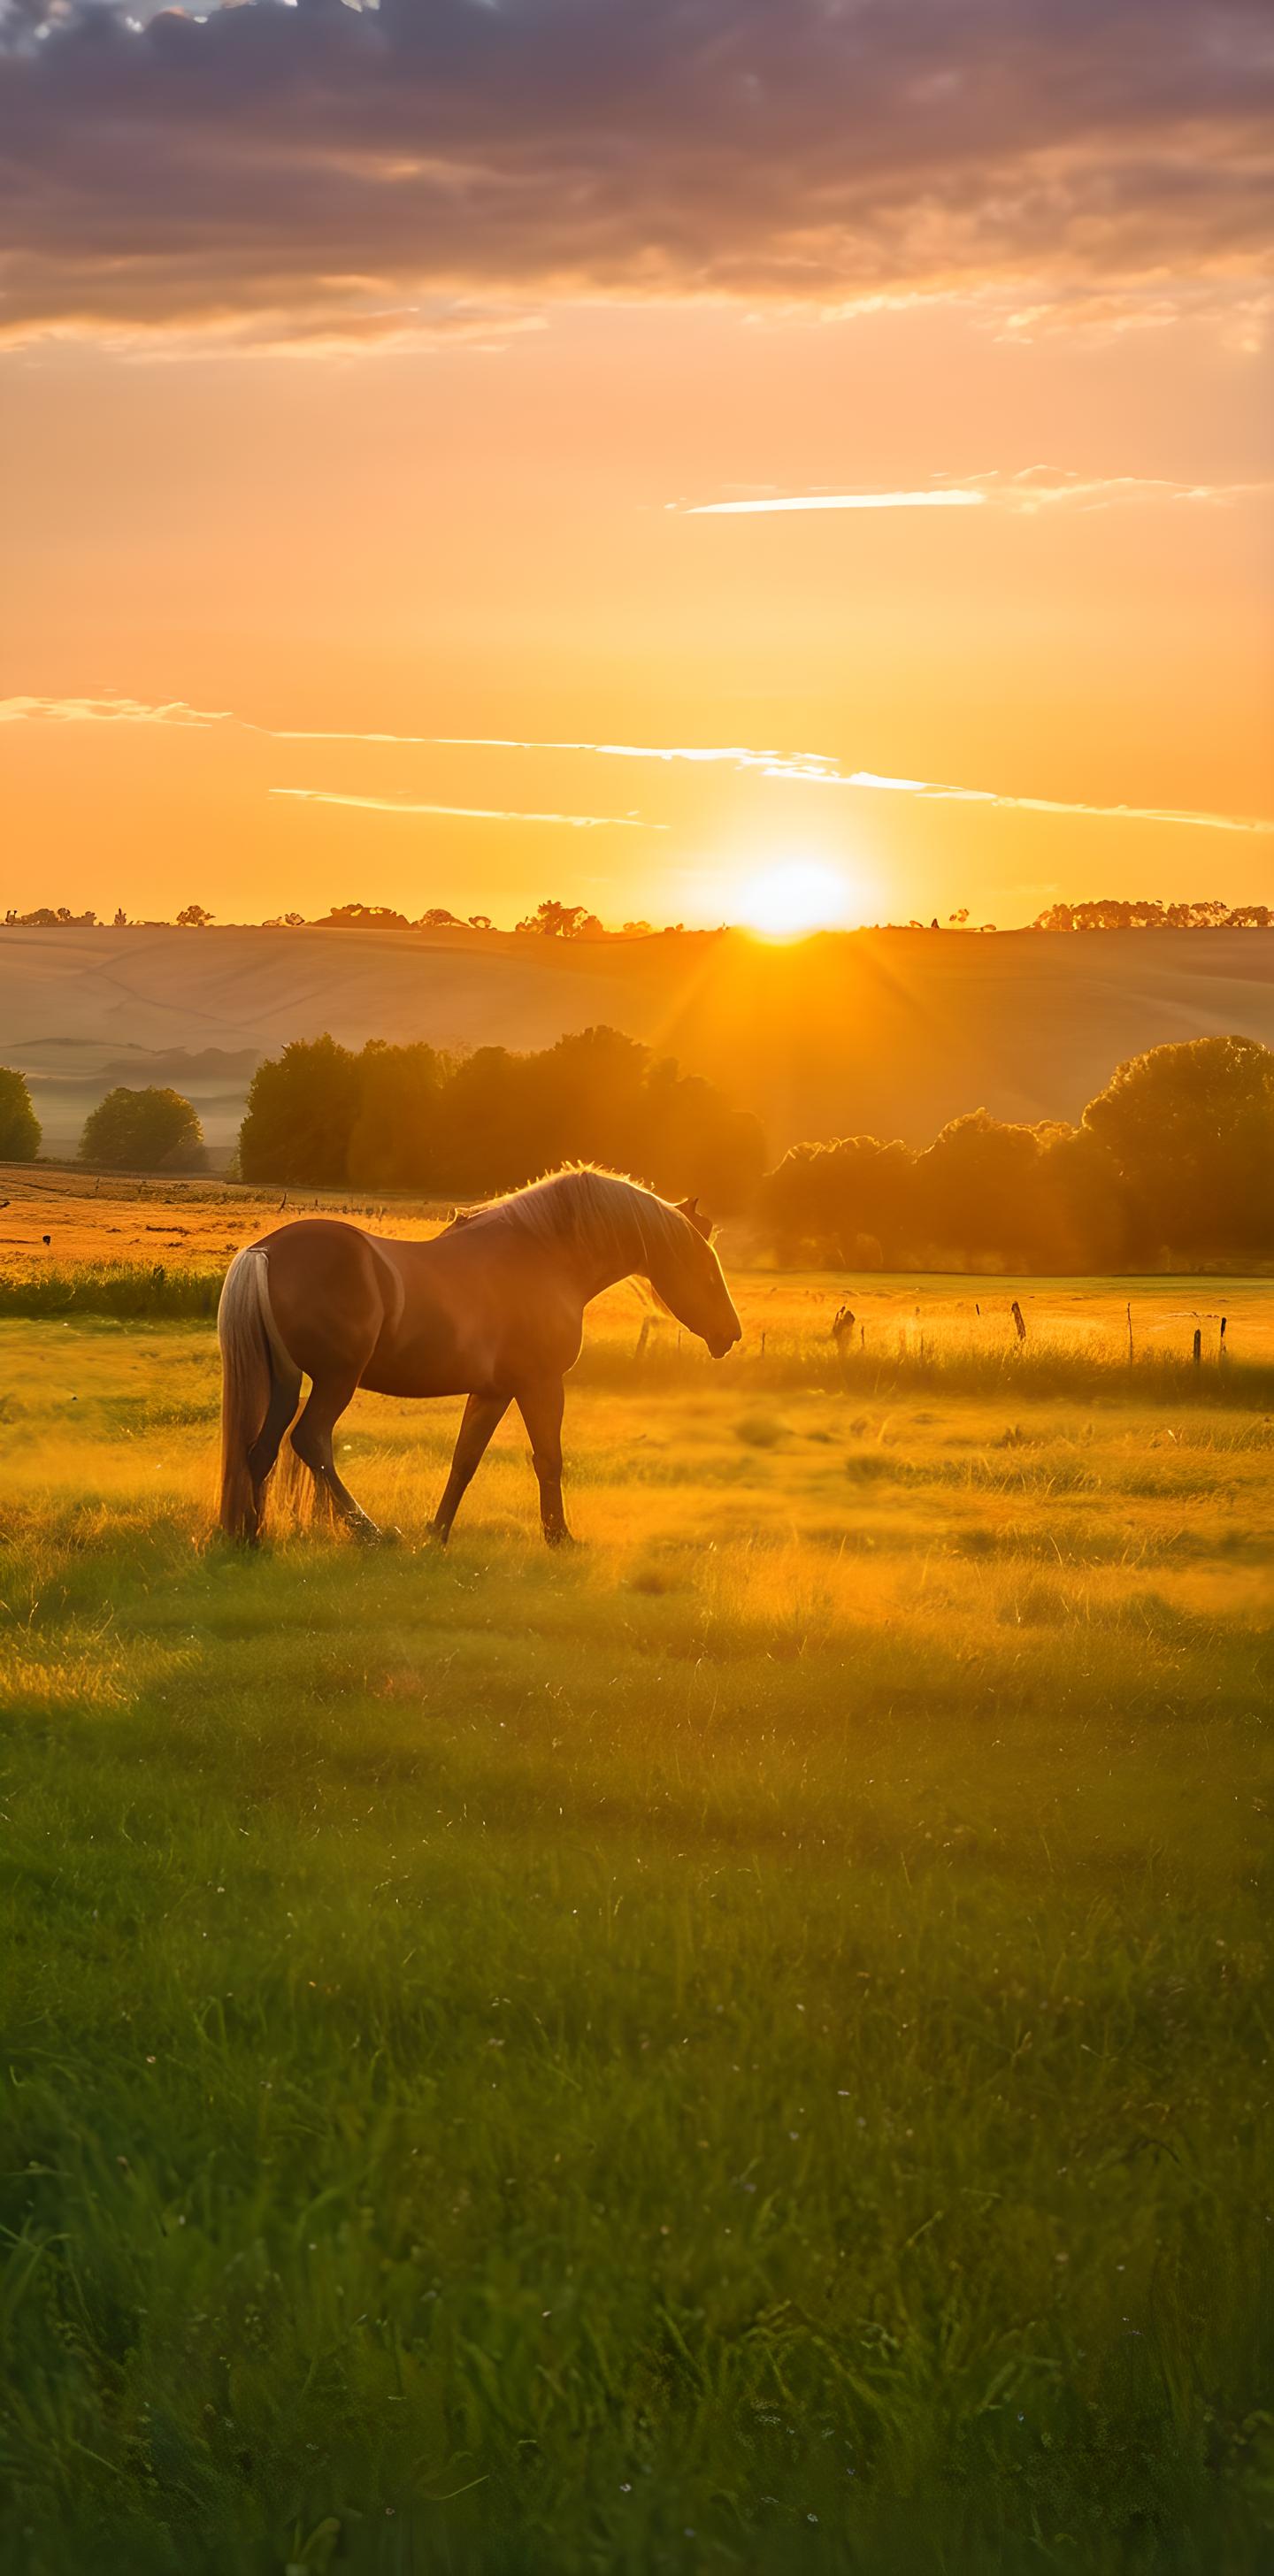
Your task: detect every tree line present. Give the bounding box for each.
[3,1030,1270,1269]
[759,1036,1274,1269]
[1029,899,1272,932]
[5,894,1271,935]
[238,1029,765,1209]
[2,899,681,939]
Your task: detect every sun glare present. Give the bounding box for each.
[739,859,856,939]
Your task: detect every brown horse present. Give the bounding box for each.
[218,1166,741,1546]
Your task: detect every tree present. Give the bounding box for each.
[0,1066,41,1162]
[1032,1122,1129,1269]
[434,1045,545,1196]
[113,908,128,928]
[516,900,602,939]
[630,1054,765,1212]
[347,1040,448,1190]
[756,1136,917,1265]
[1030,896,1273,932]
[1083,1034,1274,1257]
[314,903,410,930]
[913,1111,1050,1264]
[176,904,213,928]
[238,1036,360,1184]
[5,905,95,927]
[80,1086,203,1172]
[235,1024,764,1208]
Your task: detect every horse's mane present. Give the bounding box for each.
[456,1166,689,1272]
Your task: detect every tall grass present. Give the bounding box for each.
[0,1322,1271,2571]
[1,1261,1270,1407]
[0,1261,224,1319]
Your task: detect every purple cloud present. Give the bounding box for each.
[0,0,1270,346]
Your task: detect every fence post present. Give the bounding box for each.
[1193,1328,1201,1366]
[1011,1300,1026,1344]
[1126,1300,1134,1364]
[1219,1315,1227,1361]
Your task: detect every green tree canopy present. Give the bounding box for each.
[236,1025,764,1210]
[1083,1034,1274,1257]
[79,1086,203,1173]
[238,1037,360,1186]
[0,1066,41,1162]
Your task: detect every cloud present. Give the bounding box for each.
[683,488,986,516]
[679,470,1271,516]
[5,693,1268,835]
[0,692,229,726]
[270,787,664,831]
[834,771,1268,835]
[426,734,1274,831]
[0,0,1269,347]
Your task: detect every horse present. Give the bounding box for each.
[217,1166,742,1547]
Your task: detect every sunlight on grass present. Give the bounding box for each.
[1,1307,1271,2572]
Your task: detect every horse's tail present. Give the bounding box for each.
[217,1246,300,1540]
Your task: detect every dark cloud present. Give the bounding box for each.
[0,0,1270,346]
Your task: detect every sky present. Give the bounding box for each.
[1,0,1271,932]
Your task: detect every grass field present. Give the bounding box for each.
[2,1233,1272,2569]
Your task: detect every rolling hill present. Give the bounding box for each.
[5,923,1274,1164]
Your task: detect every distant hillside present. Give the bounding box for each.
[4,923,1273,1162]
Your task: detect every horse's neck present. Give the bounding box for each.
[565,1184,654,1300]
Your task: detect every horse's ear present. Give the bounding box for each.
[677,1193,712,1240]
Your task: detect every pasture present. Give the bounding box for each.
[1,1216,1271,2571]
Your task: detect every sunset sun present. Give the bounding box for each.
[740,859,856,939]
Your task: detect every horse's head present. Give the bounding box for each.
[652,1196,742,1359]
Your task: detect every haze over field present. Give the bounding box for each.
[6,922,1274,1159]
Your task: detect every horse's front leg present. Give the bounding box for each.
[429,1392,511,1542]
[516,1376,572,1545]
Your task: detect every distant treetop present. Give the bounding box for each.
[1031,898,1271,932]
[2,896,1270,936]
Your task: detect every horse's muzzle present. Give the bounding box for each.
[707,1329,741,1360]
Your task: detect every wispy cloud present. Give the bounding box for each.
[835,771,1267,836]
[426,735,1273,832]
[678,469,1270,518]
[270,788,664,832]
[4,694,1267,837]
[0,693,229,728]
[681,489,987,516]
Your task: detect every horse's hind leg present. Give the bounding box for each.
[246,1365,302,1521]
[289,1368,388,1544]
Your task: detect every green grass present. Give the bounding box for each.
[1,1319,1271,2573]
[0,1261,225,1321]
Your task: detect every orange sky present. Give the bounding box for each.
[1,4,1270,931]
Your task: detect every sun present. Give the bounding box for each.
[739,859,856,940]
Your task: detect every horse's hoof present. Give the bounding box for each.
[424,1519,450,1546]
[544,1528,577,1548]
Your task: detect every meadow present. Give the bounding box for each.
[1,1183,1271,2571]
